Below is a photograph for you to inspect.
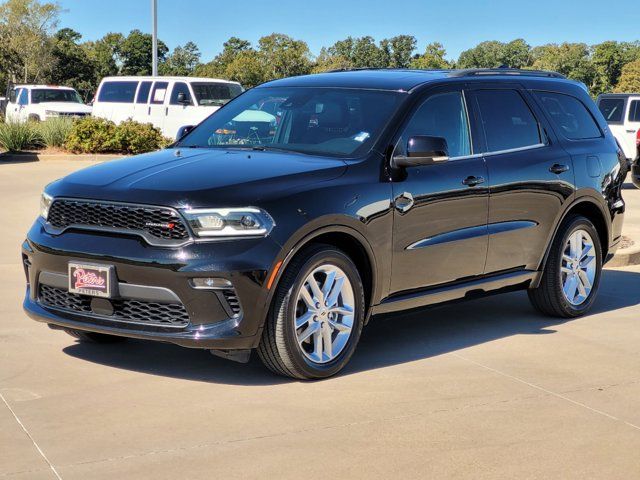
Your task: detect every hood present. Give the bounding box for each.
[39,102,92,113]
[48,148,348,208]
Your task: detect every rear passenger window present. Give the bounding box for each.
[170,82,192,105]
[97,81,138,103]
[535,92,601,140]
[629,101,640,122]
[150,82,169,105]
[475,90,541,152]
[136,81,152,104]
[598,98,625,124]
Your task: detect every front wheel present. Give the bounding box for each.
[258,245,365,380]
[528,215,602,318]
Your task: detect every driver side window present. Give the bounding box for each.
[399,91,471,158]
[18,89,28,106]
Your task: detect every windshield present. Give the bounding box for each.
[178,87,404,157]
[31,89,83,104]
[191,82,243,106]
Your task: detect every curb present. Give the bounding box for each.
[609,245,640,268]
[1,153,125,162]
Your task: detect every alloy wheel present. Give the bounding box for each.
[561,229,597,306]
[294,264,355,364]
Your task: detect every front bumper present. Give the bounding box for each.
[22,219,283,350]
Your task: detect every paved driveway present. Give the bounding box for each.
[2,160,640,479]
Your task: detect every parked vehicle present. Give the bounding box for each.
[23,69,626,379]
[5,85,92,122]
[91,76,243,139]
[596,93,640,163]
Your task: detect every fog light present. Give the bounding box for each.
[190,277,232,289]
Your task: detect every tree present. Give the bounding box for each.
[195,36,251,78]
[457,39,531,69]
[49,28,95,96]
[118,29,168,76]
[327,36,386,68]
[225,50,266,87]
[615,60,640,93]
[0,0,61,83]
[83,32,123,80]
[160,41,200,76]
[312,47,351,73]
[381,35,417,68]
[410,42,450,69]
[258,33,312,79]
[531,43,596,88]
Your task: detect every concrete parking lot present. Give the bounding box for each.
[2,159,640,479]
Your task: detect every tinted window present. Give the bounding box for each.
[191,82,243,106]
[98,81,138,103]
[629,100,640,122]
[31,89,82,104]
[178,87,403,157]
[170,82,192,105]
[136,81,152,104]
[536,91,601,140]
[598,98,625,124]
[150,81,169,105]
[400,91,471,158]
[476,90,541,152]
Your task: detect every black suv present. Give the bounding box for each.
[23,69,626,379]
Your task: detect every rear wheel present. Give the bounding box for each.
[528,215,602,318]
[64,328,126,344]
[258,245,365,380]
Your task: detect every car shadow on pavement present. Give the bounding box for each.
[62,269,640,385]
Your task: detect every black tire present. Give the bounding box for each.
[27,114,40,122]
[64,328,126,344]
[257,244,365,380]
[528,215,602,318]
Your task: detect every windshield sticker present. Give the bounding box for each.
[354,132,370,142]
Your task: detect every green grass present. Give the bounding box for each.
[0,121,42,152]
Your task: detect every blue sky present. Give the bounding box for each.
[59,0,639,62]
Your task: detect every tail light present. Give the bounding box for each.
[636,129,640,147]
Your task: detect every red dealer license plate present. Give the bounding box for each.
[68,262,114,298]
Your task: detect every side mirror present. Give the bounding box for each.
[176,125,194,141]
[177,92,191,105]
[394,135,449,168]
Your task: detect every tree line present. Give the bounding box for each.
[2,0,639,100]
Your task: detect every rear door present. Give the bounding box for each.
[470,86,574,274]
[626,97,640,157]
[148,81,169,134]
[390,85,489,293]
[133,80,153,121]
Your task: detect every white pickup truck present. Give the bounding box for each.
[596,93,640,161]
[6,85,92,122]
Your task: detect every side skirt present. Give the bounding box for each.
[372,270,540,316]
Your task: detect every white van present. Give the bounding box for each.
[596,93,640,161]
[92,76,244,139]
[6,85,92,122]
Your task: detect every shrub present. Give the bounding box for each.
[0,121,42,152]
[64,117,170,154]
[63,116,119,153]
[37,117,74,149]
[112,119,171,154]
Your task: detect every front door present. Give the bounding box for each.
[390,87,489,294]
[148,81,169,134]
[165,81,194,139]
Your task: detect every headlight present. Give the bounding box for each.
[182,207,275,238]
[45,110,60,117]
[40,192,53,219]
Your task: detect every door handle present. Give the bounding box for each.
[549,163,570,174]
[626,129,636,133]
[462,176,485,187]
[394,192,414,213]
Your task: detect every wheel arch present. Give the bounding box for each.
[532,196,609,288]
[264,224,379,325]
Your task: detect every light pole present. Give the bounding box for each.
[151,0,158,76]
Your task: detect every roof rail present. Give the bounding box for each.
[449,68,566,79]
[324,67,380,73]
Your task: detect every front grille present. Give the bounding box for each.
[222,289,241,316]
[39,285,190,328]
[47,199,189,243]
